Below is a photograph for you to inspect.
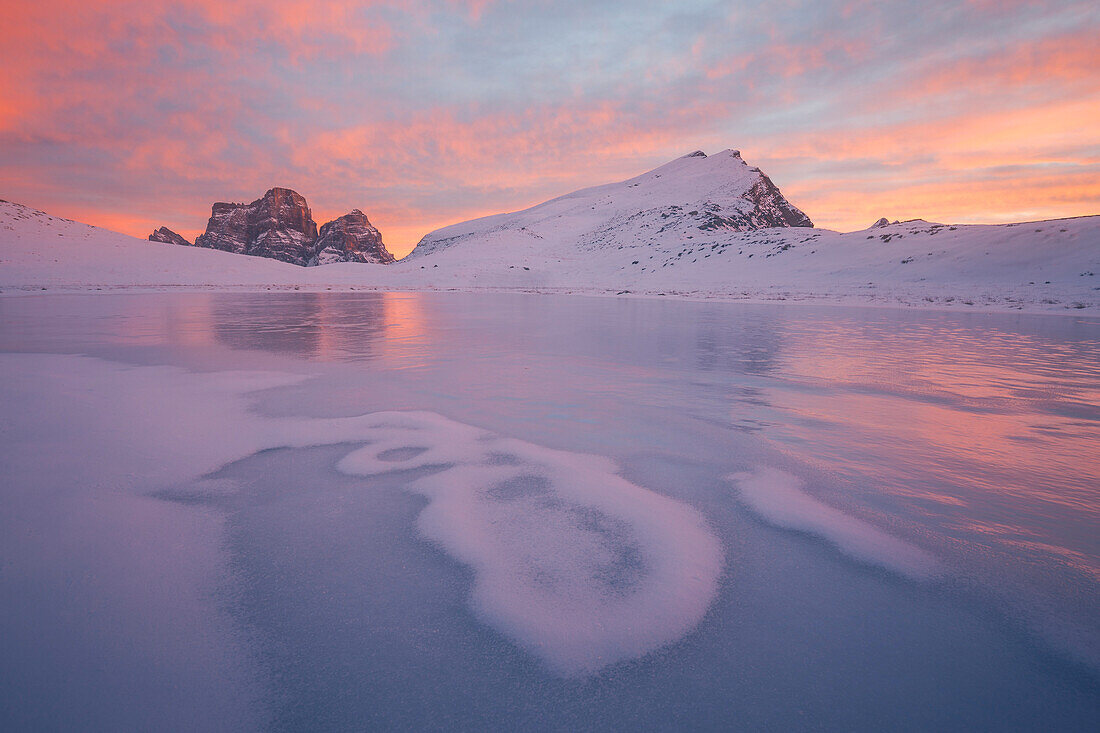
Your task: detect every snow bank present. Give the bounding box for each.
[729,467,940,580]
[334,411,723,676]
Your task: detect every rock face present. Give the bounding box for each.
[161,188,395,267]
[313,209,395,265]
[148,227,191,247]
[696,174,813,231]
[195,188,319,266]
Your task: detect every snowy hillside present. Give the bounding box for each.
[409,149,812,259]
[0,200,339,290]
[2,149,1098,313]
[397,209,1099,311]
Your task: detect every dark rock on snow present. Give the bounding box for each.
[697,173,814,231]
[148,226,191,247]
[314,209,395,265]
[195,188,319,266]
[154,188,395,267]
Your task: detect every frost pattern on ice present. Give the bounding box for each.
[729,467,940,580]
[329,411,724,676]
[1,351,723,679]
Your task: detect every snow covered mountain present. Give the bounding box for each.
[193,188,319,265]
[409,149,811,259]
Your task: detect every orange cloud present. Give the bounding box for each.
[754,95,1100,230]
[891,29,1100,100]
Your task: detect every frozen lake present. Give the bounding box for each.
[1,292,1098,730]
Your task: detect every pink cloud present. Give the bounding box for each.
[705,38,870,81]
[888,29,1100,101]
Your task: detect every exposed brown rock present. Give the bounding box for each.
[148,227,191,247]
[313,210,395,265]
[194,188,320,266]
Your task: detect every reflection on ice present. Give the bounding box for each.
[336,411,723,675]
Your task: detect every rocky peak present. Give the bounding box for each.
[736,174,814,229]
[148,226,191,247]
[155,188,393,266]
[251,188,318,255]
[194,187,320,266]
[313,209,395,265]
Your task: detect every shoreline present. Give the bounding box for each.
[2,282,1096,318]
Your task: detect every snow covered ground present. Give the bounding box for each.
[2,151,1097,313]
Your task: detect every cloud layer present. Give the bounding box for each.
[3,0,1097,256]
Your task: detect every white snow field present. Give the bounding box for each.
[1,291,1097,730]
[2,149,1098,312]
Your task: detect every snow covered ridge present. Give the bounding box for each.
[408,149,813,259]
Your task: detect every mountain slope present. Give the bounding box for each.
[0,199,323,289]
[394,209,1099,310]
[409,149,811,259]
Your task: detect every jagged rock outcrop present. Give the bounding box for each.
[195,188,319,266]
[871,217,900,228]
[148,227,191,247]
[697,174,813,230]
[312,210,395,265]
[152,188,394,267]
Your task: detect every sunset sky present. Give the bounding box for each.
[3,0,1098,257]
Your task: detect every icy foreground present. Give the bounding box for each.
[2,149,1098,312]
[0,350,718,678]
[1,293,1097,729]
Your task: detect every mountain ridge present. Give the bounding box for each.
[2,146,1097,314]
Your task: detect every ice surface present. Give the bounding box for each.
[2,292,1098,729]
[0,353,277,731]
[729,467,941,580]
